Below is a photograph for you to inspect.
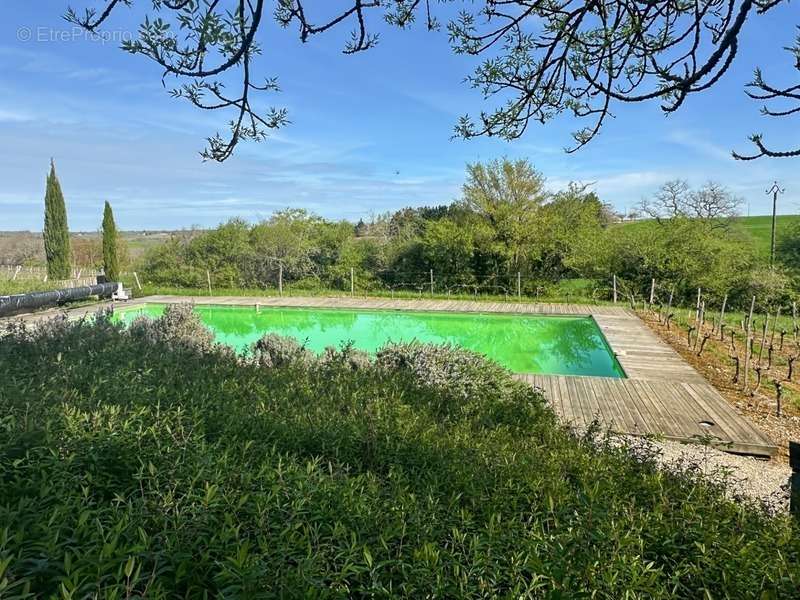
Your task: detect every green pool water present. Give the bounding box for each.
[114,304,625,377]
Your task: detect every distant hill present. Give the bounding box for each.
[730,215,800,258]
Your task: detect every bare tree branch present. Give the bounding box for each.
[62,0,797,161]
[733,30,800,160]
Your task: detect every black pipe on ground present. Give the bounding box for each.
[0,282,119,318]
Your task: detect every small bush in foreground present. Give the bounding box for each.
[319,341,372,371]
[0,315,798,597]
[250,332,312,367]
[128,302,217,354]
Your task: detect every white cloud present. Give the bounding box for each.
[0,107,32,122]
[665,130,733,162]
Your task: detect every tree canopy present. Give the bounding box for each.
[132,158,769,306]
[62,0,798,161]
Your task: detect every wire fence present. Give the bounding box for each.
[117,263,622,305]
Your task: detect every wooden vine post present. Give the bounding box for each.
[694,300,706,356]
[649,278,655,306]
[612,274,617,304]
[690,290,702,349]
[664,287,674,327]
[790,441,800,518]
[717,294,727,338]
[743,296,756,393]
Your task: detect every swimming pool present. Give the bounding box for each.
[115,304,625,378]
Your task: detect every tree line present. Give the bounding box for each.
[137,158,790,308]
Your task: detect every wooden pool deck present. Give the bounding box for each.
[11,294,777,457]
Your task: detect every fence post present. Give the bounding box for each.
[517,272,521,298]
[133,271,142,291]
[716,294,727,336]
[612,274,617,304]
[350,267,354,297]
[649,278,655,305]
[743,296,756,392]
[206,270,212,296]
[790,441,800,518]
[430,269,434,296]
[278,263,283,297]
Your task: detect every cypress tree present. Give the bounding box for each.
[43,159,71,280]
[102,201,120,281]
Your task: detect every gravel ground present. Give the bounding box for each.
[626,436,792,515]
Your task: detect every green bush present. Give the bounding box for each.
[319,341,372,372]
[250,332,312,367]
[0,316,798,597]
[127,302,218,354]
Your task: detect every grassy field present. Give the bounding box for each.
[621,215,800,261]
[731,215,800,259]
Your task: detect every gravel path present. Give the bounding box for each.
[632,437,792,514]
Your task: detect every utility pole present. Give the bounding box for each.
[767,181,785,268]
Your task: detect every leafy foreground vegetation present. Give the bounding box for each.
[1,308,799,597]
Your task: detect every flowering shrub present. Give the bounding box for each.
[375,341,515,398]
[127,302,217,354]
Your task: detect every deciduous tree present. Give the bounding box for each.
[461,158,548,274]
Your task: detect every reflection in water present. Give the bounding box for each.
[115,304,625,377]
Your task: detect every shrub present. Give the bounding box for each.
[319,341,372,371]
[0,317,798,597]
[376,341,515,399]
[747,265,794,310]
[127,302,217,354]
[250,332,312,367]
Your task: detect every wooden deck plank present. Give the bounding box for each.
[630,380,690,439]
[575,376,603,425]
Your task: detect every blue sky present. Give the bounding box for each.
[1,1,799,230]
